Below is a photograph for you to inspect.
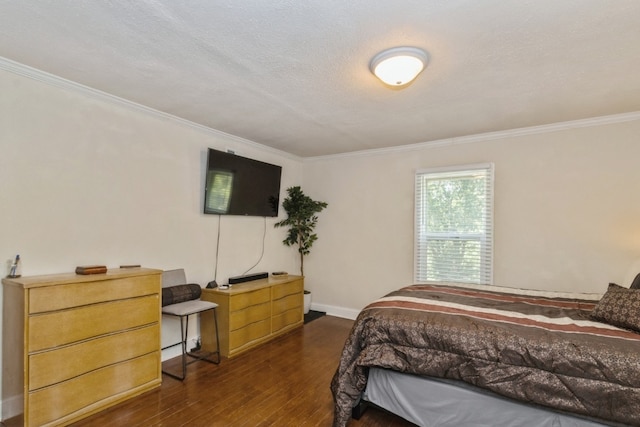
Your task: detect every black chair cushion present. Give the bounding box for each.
[162,284,202,306]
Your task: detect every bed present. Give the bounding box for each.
[330,282,640,426]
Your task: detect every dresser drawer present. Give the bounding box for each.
[229,318,270,350]
[229,302,270,331]
[272,308,303,334]
[229,288,270,311]
[29,324,159,391]
[199,276,303,359]
[29,275,159,314]
[28,295,159,352]
[272,293,301,316]
[28,352,159,427]
[271,279,303,300]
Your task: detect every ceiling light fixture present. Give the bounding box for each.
[369,46,429,87]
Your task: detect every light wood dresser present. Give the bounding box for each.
[200,275,303,358]
[1,267,162,427]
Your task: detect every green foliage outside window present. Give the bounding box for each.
[416,166,492,285]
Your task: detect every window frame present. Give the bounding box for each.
[414,163,494,285]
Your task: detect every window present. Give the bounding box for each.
[415,163,494,285]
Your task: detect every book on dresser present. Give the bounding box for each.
[200,275,304,358]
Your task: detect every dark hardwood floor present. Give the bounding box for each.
[72,315,414,427]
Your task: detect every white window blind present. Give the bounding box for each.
[415,163,494,285]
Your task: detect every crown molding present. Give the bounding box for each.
[3,56,637,163]
[0,56,302,161]
[305,111,640,162]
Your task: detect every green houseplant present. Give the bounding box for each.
[274,186,328,277]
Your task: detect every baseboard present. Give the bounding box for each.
[1,393,23,421]
[310,302,360,320]
[161,337,199,362]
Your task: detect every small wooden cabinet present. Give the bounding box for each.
[201,276,303,358]
[2,268,162,427]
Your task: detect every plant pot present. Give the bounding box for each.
[303,290,311,314]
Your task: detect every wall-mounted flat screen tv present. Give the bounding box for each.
[204,148,282,217]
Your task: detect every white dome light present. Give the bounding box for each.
[370,47,429,87]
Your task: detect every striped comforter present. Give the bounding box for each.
[330,284,640,426]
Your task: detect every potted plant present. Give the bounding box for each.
[274,186,328,314]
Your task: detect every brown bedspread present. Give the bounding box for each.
[330,284,640,426]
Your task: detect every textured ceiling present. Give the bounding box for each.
[1,1,639,157]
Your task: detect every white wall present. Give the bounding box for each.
[303,119,640,316]
[0,68,303,417]
[0,70,303,281]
